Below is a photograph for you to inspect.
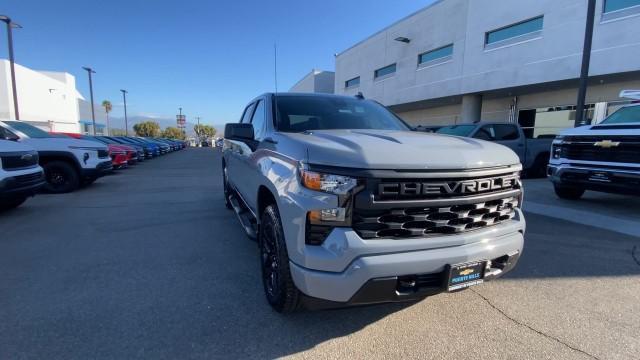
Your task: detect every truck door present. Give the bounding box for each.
[226,102,256,193]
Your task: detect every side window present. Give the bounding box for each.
[240,103,256,124]
[250,100,266,140]
[493,124,520,141]
[474,125,495,141]
[0,126,18,140]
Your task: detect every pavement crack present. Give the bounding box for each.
[470,289,601,360]
[632,245,640,267]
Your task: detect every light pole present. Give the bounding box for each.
[575,0,597,127]
[120,89,128,135]
[0,15,22,120]
[195,116,201,145]
[82,67,97,134]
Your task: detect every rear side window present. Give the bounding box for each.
[493,124,520,140]
[240,103,256,123]
[250,100,266,140]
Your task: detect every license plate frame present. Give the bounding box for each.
[447,261,487,291]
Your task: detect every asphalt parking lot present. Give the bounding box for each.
[1,148,639,360]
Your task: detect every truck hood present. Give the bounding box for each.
[277,130,520,170]
[559,122,640,137]
[0,139,37,152]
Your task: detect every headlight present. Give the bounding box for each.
[300,170,357,195]
[552,145,562,159]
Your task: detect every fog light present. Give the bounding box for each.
[308,208,346,223]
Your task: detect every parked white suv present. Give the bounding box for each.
[0,120,113,193]
[0,139,46,211]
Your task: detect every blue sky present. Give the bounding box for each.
[1,0,432,126]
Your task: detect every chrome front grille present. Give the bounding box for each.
[353,196,518,239]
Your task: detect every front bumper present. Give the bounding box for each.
[290,210,525,304]
[80,160,113,179]
[548,163,640,196]
[0,170,46,198]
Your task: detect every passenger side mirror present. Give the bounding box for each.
[225,123,254,142]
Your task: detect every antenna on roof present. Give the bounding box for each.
[355,92,365,100]
[274,43,278,93]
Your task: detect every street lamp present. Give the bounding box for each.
[120,89,128,136]
[82,67,97,135]
[575,0,597,127]
[0,15,22,120]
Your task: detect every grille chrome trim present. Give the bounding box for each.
[363,189,522,210]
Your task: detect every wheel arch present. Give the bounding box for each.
[38,151,82,173]
[257,185,277,221]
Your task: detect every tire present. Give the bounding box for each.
[43,161,80,194]
[222,164,232,210]
[259,204,301,313]
[554,184,585,200]
[0,197,27,211]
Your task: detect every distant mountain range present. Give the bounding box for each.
[105,116,199,136]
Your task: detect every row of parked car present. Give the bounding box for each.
[0,119,186,211]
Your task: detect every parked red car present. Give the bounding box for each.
[51,132,133,169]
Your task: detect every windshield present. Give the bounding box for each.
[601,105,640,124]
[275,96,409,132]
[4,121,52,138]
[436,125,476,137]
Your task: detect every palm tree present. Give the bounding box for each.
[102,100,112,136]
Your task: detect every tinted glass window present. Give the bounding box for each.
[486,16,543,45]
[493,124,520,140]
[474,126,494,140]
[345,77,360,88]
[240,103,256,123]
[250,100,266,140]
[604,0,640,12]
[436,125,476,137]
[3,121,52,138]
[374,64,396,79]
[418,44,453,65]
[601,105,640,124]
[275,96,408,132]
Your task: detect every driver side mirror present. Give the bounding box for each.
[0,129,19,141]
[224,123,254,142]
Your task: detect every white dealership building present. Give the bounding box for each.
[335,0,640,134]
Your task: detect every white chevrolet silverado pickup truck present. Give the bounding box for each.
[548,91,640,199]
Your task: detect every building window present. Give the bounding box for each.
[418,44,453,68]
[374,64,396,80]
[485,16,544,48]
[345,77,360,88]
[604,0,640,12]
[602,0,640,20]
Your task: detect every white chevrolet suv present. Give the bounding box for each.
[0,120,113,193]
[0,139,46,210]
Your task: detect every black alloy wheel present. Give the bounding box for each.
[259,204,301,313]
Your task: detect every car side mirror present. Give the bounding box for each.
[225,123,254,142]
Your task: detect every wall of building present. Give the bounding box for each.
[290,70,335,93]
[335,0,640,108]
[0,60,83,133]
[396,78,640,127]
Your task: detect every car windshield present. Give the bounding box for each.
[95,136,116,144]
[4,121,52,138]
[600,105,640,124]
[436,125,476,137]
[275,96,409,132]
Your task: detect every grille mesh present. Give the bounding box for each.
[353,196,518,239]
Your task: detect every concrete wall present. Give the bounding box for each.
[0,60,83,133]
[396,78,640,126]
[335,0,640,107]
[290,70,335,94]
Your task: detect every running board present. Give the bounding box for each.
[228,193,258,239]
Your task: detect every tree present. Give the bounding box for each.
[194,124,217,139]
[101,100,112,136]
[133,121,161,137]
[162,127,186,140]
